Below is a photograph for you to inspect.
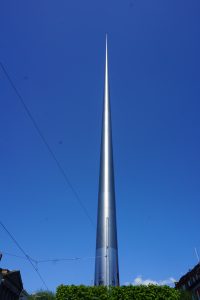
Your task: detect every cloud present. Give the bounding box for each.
[125,276,176,286]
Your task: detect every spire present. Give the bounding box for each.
[94,36,119,287]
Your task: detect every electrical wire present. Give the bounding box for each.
[2,251,34,261]
[0,221,49,290]
[1,252,26,260]
[0,62,110,289]
[2,251,38,265]
[2,250,104,265]
[36,255,103,264]
[0,62,95,228]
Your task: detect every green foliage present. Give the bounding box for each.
[179,291,193,300]
[28,290,55,300]
[56,285,190,300]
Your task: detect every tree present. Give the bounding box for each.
[28,290,55,300]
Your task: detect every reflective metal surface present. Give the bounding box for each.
[94,36,119,287]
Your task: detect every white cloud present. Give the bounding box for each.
[125,276,176,286]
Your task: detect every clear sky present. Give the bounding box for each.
[1,0,200,294]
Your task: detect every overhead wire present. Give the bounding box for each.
[0,62,97,289]
[0,221,49,290]
[35,255,103,264]
[0,62,95,228]
[1,251,103,265]
[1,251,36,262]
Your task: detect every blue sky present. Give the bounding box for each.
[1,0,200,293]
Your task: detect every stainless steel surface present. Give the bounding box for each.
[94,36,119,287]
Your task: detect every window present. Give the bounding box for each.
[181,284,186,291]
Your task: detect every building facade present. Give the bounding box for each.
[175,263,200,299]
[0,268,27,300]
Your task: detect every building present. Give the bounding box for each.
[19,289,29,300]
[0,268,27,300]
[94,36,119,287]
[175,263,200,299]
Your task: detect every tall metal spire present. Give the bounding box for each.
[94,36,119,287]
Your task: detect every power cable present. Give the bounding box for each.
[0,62,95,228]
[2,251,36,263]
[1,251,104,265]
[0,221,49,290]
[1,252,27,260]
[36,255,103,264]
